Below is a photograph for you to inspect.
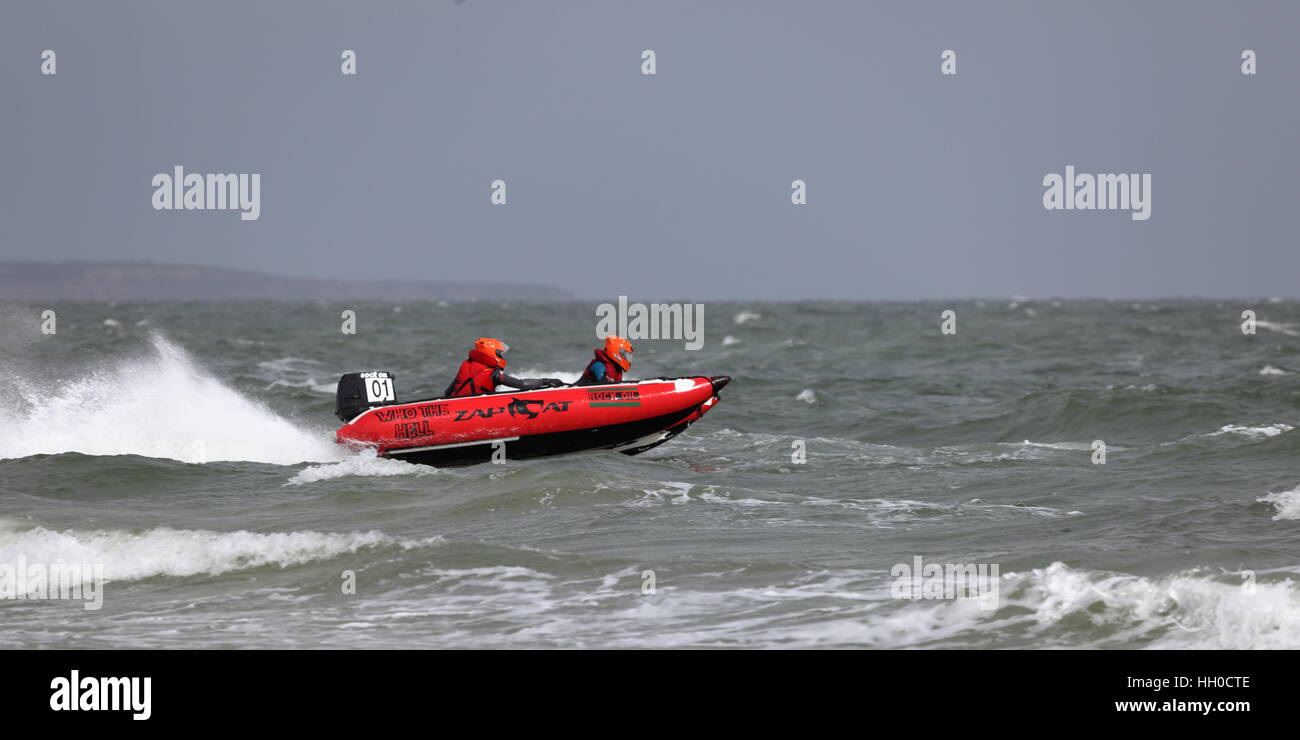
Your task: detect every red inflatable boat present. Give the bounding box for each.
[333,372,730,467]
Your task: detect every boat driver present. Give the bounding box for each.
[444,338,565,397]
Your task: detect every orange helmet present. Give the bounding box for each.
[470,337,509,368]
[602,335,633,372]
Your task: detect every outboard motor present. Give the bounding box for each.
[335,371,397,422]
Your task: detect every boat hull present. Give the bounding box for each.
[335,376,729,467]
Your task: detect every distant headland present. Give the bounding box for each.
[0,261,573,302]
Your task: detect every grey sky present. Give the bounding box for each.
[1,1,1296,300]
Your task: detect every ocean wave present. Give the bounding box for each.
[1204,423,1294,440]
[256,357,323,373]
[257,357,337,394]
[1259,484,1300,521]
[288,449,440,485]
[998,562,1300,649]
[1016,440,1094,450]
[956,387,1235,442]
[0,518,441,585]
[266,378,336,394]
[0,335,341,465]
[1255,320,1299,337]
[301,562,1300,648]
[674,429,1100,470]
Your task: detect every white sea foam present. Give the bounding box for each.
[1259,365,1290,376]
[0,518,439,585]
[998,562,1300,649]
[1256,320,1299,337]
[1205,423,1294,440]
[288,449,439,485]
[629,481,695,506]
[1018,440,1093,450]
[1259,484,1300,521]
[721,335,740,346]
[733,311,761,325]
[0,335,342,464]
[329,562,1300,649]
[795,389,816,404]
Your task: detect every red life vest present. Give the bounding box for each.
[579,349,624,385]
[446,350,500,397]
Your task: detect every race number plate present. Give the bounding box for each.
[360,372,395,403]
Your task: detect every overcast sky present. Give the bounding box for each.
[1,1,1296,300]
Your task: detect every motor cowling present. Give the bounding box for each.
[335,371,397,422]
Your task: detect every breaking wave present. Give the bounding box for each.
[0,335,341,465]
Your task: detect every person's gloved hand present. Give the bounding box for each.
[542,378,566,388]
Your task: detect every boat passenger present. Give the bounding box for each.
[577,335,634,386]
